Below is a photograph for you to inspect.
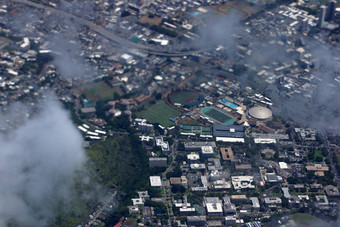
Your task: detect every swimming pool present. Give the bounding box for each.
[227,102,238,110]
[219,100,238,110]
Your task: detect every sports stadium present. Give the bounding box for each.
[248,106,272,121]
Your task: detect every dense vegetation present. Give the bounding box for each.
[88,134,149,196]
[87,134,151,226]
[51,168,103,227]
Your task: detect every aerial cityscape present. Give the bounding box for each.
[0,0,340,226]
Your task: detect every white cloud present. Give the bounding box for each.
[0,100,86,226]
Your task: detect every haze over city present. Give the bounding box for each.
[0,0,340,227]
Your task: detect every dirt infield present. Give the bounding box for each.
[213,2,260,20]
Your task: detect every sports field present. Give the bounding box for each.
[169,91,204,108]
[170,91,198,105]
[138,14,162,26]
[138,102,180,127]
[213,2,260,20]
[81,81,123,103]
[179,117,200,126]
[201,107,235,125]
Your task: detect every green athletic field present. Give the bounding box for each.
[138,102,180,127]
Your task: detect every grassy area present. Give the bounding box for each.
[170,91,198,105]
[138,102,180,127]
[125,217,138,226]
[265,153,274,159]
[313,149,324,159]
[81,81,123,103]
[290,213,318,223]
[308,149,326,162]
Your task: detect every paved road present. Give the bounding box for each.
[86,190,118,227]
[322,135,340,188]
[13,0,207,56]
[161,139,178,225]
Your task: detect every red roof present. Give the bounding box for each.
[114,221,122,227]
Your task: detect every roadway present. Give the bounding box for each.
[161,139,178,226]
[322,135,340,188]
[86,190,118,227]
[12,0,206,57]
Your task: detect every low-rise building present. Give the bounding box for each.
[187,152,200,163]
[223,196,236,215]
[265,173,283,183]
[184,141,216,151]
[180,207,196,215]
[235,164,252,171]
[190,163,206,170]
[230,195,248,203]
[250,197,260,210]
[204,197,223,216]
[315,195,329,208]
[128,205,140,215]
[187,216,206,226]
[220,147,235,162]
[155,137,170,152]
[231,176,255,190]
[149,157,167,168]
[201,146,214,158]
[213,124,244,138]
[264,197,282,208]
[170,176,188,187]
[150,176,162,187]
[288,196,301,209]
[137,121,154,133]
[282,187,291,199]
[306,164,329,176]
[225,215,236,226]
[324,185,340,198]
[132,198,144,206]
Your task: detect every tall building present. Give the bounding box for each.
[326,0,336,21]
[301,18,310,32]
[318,5,327,28]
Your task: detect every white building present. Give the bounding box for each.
[250,197,260,210]
[231,176,255,190]
[132,198,144,206]
[201,146,214,158]
[264,197,282,207]
[120,53,133,64]
[187,152,200,163]
[150,176,162,187]
[204,197,223,216]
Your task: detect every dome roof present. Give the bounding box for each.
[249,106,272,120]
